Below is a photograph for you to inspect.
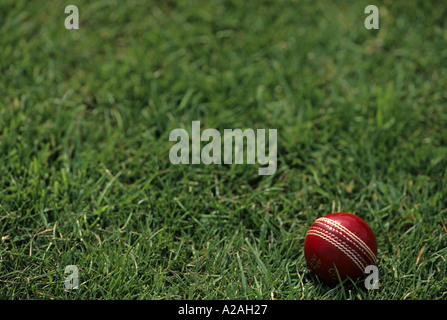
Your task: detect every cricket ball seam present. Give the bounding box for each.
[314,218,376,264]
[316,217,377,264]
[308,225,369,270]
[306,228,366,273]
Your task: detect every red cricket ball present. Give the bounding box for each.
[304,212,377,282]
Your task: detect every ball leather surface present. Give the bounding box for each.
[304,212,377,282]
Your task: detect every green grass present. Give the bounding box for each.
[0,0,446,299]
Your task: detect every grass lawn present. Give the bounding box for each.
[0,0,446,299]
